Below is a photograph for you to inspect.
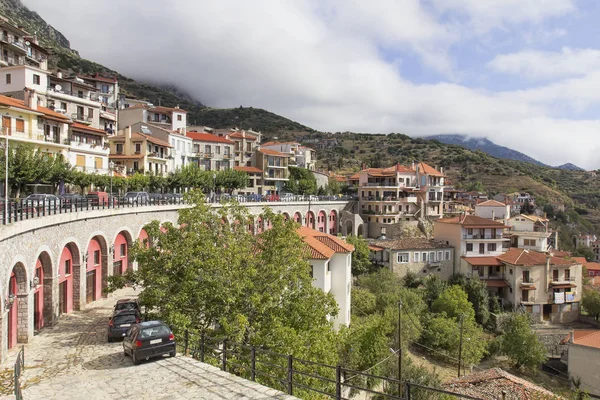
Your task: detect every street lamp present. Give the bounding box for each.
[109,161,115,196]
[213,172,216,200]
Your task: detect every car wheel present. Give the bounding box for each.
[107,337,113,343]
[132,352,140,365]
[123,347,128,357]
[169,350,176,357]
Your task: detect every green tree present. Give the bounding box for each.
[284,166,317,195]
[497,312,547,370]
[582,288,600,321]
[574,246,595,262]
[148,173,167,193]
[463,277,490,326]
[127,172,150,191]
[215,169,248,192]
[70,170,92,194]
[345,235,376,276]
[431,286,475,322]
[327,177,341,195]
[422,274,447,309]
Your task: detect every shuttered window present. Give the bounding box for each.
[94,157,102,170]
[76,155,85,167]
[15,119,24,133]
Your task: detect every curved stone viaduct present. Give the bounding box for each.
[0,200,357,361]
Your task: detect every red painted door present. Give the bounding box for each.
[8,274,17,349]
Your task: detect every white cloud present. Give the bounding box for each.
[19,0,600,169]
[489,47,600,80]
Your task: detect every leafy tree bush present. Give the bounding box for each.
[497,313,547,370]
[345,235,376,276]
[422,275,447,309]
[431,286,475,322]
[582,288,600,321]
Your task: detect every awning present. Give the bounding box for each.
[368,245,385,251]
[520,286,537,291]
[550,283,577,289]
[486,280,510,288]
[463,257,504,266]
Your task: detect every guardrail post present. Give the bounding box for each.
[335,365,342,400]
[222,339,227,371]
[184,329,189,356]
[404,382,411,400]
[287,355,293,395]
[200,333,205,362]
[251,347,256,381]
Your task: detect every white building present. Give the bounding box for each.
[118,104,187,134]
[78,74,119,134]
[474,200,510,222]
[186,131,234,171]
[508,214,554,252]
[260,141,317,170]
[298,226,354,328]
[566,330,600,397]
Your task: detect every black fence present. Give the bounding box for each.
[181,331,482,400]
[14,345,24,400]
[0,194,350,226]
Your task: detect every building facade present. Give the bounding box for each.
[566,330,600,397]
[108,127,172,176]
[508,214,554,252]
[474,200,510,221]
[186,131,234,172]
[255,148,290,195]
[261,141,317,170]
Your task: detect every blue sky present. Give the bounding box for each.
[23,0,600,168]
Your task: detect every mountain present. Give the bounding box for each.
[425,134,548,167]
[556,163,585,171]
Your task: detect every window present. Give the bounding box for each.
[413,252,420,262]
[509,268,513,275]
[94,157,102,170]
[327,262,331,272]
[133,161,139,170]
[93,250,100,265]
[64,259,71,275]
[135,143,141,153]
[429,252,435,261]
[177,115,182,121]
[422,252,428,262]
[76,155,85,167]
[120,243,126,257]
[488,243,497,252]
[216,146,220,155]
[445,250,451,261]
[61,102,67,110]
[397,253,409,263]
[15,119,24,133]
[88,108,94,119]
[438,251,443,261]
[116,143,123,153]
[77,106,84,119]
[466,243,473,252]
[5,73,11,84]
[205,145,211,154]
[467,228,473,235]
[33,74,40,85]
[524,239,537,247]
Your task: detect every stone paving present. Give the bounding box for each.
[0,288,297,400]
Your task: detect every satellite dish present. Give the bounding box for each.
[55,84,62,91]
[25,41,30,46]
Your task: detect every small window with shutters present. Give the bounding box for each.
[94,157,102,170]
[76,155,85,167]
[15,119,24,133]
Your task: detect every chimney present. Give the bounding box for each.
[440,167,444,174]
[23,88,37,110]
[492,210,496,220]
[569,331,574,344]
[126,126,132,140]
[361,162,366,170]
[57,71,63,79]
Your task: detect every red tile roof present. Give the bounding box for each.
[131,133,172,148]
[259,148,290,157]
[38,106,70,122]
[186,131,234,144]
[0,95,37,113]
[349,173,360,180]
[584,262,600,271]
[436,215,507,228]
[233,166,263,174]
[486,280,511,288]
[72,122,107,136]
[416,162,444,177]
[297,227,354,260]
[109,154,144,160]
[462,256,504,266]
[149,106,187,114]
[497,248,574,267]
[229,132,257,140]
[443,368,558,399]
[476,200,507,207]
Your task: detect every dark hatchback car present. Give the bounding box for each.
[123,321,176,365]
[107,309,141,342]
[114,298,141,314]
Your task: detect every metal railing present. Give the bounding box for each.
[14,345,24,400]
[181,331,482,400]
[1,195,351,225]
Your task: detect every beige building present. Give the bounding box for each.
[566,330,600,396]
[255,148,290,195]
[228,129,261,167]
[233,166,263,195]
[260,141,317,170]
[370,238,454,280]
[186,131,234,171]
[118,104,187,134]
[108,127,172,176]
[474,199,510,221]
[508,214,555,252]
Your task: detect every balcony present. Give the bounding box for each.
[5,37,27,53]
[363,181,399,187]
[0,54,23,66]
[71,114,93,124]
[428,194,443,202]
[520,277,535,285]
[148,152,166,159]
[204,153,212,158]
[147,117,171,125]
[550,276,576,285]
[520,297,535,305]
[223,154,231,159]
[463,234,507,240]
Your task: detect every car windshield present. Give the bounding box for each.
[113,314,137,324]
[28,195,44,200]
[140,325,170,339]
[115,302,137,311]
[124,193,138,198]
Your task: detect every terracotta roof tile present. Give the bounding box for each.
[416,162,444,177]
[259,148,290,157]
[571,330,600,349]
[72,122,107,136]
[476,200,507,207]
[0,95,37,112]
[131,132,172,148]
[462,256,504,266]
[229,132,257,140]
[372,238,450,251]
[582,261,600,271]
[186,131,234,144]
[149,106,187,114]
[297,226,354,260]
[233,166,263,174]
[497,248,574,267]
[436,215,507,228]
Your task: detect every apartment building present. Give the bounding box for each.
[127,122,193,172]
[255,148,290,195]
[356,162,445,237]
[260,141,317,170]
[186,131,234,171]
[474,200,510,221]
[507,214,555,252]
[577,234,597,248]
[46,73,102,128]
[298,226,354,328]
[566,330,600,397]
[233,166,263,195]
[118,104,187,134]
[434,214,509,276]
[369,238,454,280]
[0,18,48,71]
[498,248,582,323]
[228,128,261,167]
[78,74,119,134]
[68,122,111,173]
[108,127,172,176]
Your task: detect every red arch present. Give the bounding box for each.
[86,238,104,303]
[7,262,27,349]
[58,246,74,314]
[306,211,315,229]
[114,232,129,276]
[317,211,326,233]
[293,212,302,223]
[139,228,149,248]
[256,216,263,234]
[282,212,290,221]
[329,210,338,235]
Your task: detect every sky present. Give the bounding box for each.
[21,0,600,169]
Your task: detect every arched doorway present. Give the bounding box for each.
[329,210,338,235]
[256,216,263,234]
[7,262,27,349]
[34,252,54,330]
[85,236,108,303]
[282,212,290,221]
[248,217,255,235]
[138,228,150,249]
[345,220,353,236]
[357,224,364,237]
[59,243,79,313]
[293,212,302,223]
[306,211,316,229]
[317,211,326,233]
[114,231,133,276]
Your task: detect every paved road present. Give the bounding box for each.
[1,288,296,400]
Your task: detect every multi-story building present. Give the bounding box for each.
[592,241,600,262]
[577,234,597,249]
[78,73,119,134]
[118,104,187,134]
[233,166,263,195]
[369,238,454,280]
[260,141,317,170]
[356,162,445,237]
[474,200,510,221]
[255,148,290,195]
[46,73,102,128]
[498,248,582,323]
[0,18,48,70]
[298,226,354,328]
[434,214,509,276]
[68,122,111,173]
[228,128,261,167]
[186,131,234,171]
[566,330,600,397]
[108,126,172,176]
[507,214,555,252]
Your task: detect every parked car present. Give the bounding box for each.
[108,194,120,206]
[149,193,164,204]
[58,193,84,208]
[123,320,176,365]
[245,194,262,202]
[163,193,183,203]
[114,298,141,314]
[86,191,109,206]
[263,194,280,202]
[123,192,150,205]
[24,194,59,208]
[108,309,141,342]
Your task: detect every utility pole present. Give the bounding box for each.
[457,314,465,378]
[397,300,402,396]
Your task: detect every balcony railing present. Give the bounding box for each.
[71,114,93,124]
[521,297,534,304]
[521,277,534,284]
[49,88,101,102]
[463,234,504,239]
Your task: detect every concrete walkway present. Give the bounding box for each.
[0,288,297,400]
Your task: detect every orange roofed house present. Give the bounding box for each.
[565,330,600,396]
[108,126,172,176]
[357,162,445,238]
[297,226,354,328]
[255,148,290,196]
